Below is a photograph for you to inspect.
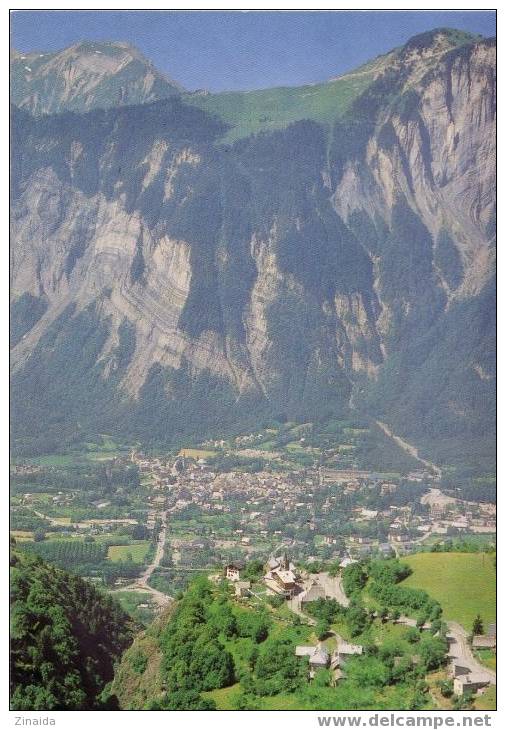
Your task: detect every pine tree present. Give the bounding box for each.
[472,614,484,636]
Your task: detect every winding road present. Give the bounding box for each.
[447,621,496,684]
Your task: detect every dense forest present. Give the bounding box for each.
[10,545,136,710]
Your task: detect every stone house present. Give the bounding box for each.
[453,672,491,696]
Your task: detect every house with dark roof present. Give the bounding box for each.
[454,672,491,696]
[299,580,325,606]
[224,560,245,582]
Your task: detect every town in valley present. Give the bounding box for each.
[10,419,496,707]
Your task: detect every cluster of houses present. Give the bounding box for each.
[264,553,300,597]
[223,553,496,699]
[421,489,496,536]
[295,640,363,681]
[225,551,344,604]
[225,552,357,609]
[293,609,497,696]
[223,553,365,684]
[225,552,303,599]
[127,447,496,574]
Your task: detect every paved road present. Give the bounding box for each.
[315,572,350,607]
[138,510,167,586]
[447,621,496,684]
[120,510,172,608]
[288,597,316,625]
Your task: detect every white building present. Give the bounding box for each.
[224,561,244,581]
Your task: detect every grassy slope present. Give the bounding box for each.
[183,72,375,143]
[401,553,496,631]
[182,31,478,144]
[474,685,496,711]
[203,684,243,709]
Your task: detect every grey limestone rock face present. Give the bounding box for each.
[10,41,181,116]
[10,31,496,461]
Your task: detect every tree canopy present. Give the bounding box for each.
[10,548,135,710]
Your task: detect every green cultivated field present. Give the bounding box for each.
[107,542,151,563]
[22,454,78,467]
[401,552,496,631]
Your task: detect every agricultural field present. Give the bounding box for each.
[178,448,216,459]
[107,542,152,563]
[14,436,131,467]
[401,552,496,631]
[285,442,318,454]
[21,454,79,467]
[10,530,34,542]
[16,534,152,588]
[21,538,108,570]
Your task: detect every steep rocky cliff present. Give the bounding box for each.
[10,41,181,115]
[10,30,496,465]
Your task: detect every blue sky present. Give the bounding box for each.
[10,10,496,92]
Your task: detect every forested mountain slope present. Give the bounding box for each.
[10,29,496,467]
[10,547,136,710]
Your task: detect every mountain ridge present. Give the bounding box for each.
[10,40,182,115]
[10,29,496,468]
